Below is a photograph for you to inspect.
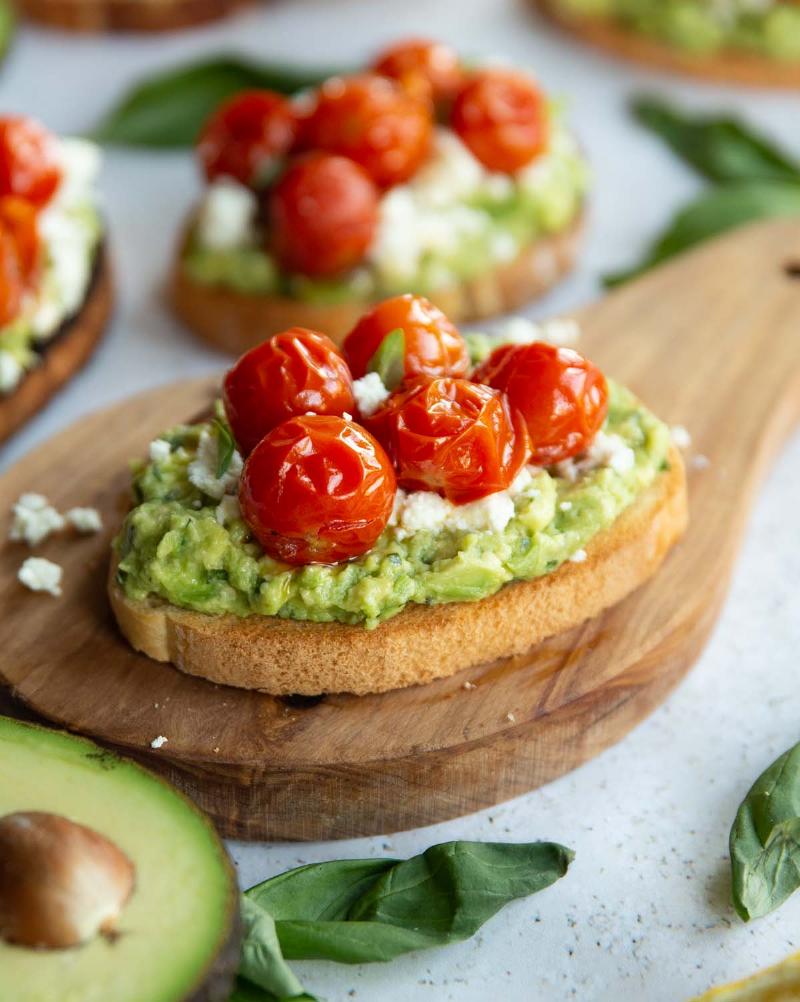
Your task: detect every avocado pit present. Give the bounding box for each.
[0,811,135,950]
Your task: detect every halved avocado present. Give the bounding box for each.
[0,716,240,1002]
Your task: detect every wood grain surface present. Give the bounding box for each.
[1,219,799,840]
[531,0,800,88]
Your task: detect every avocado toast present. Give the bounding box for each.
[170,38,588,354]
[533,0,800,87]
[0,116,112,442]
[109,302,687,695]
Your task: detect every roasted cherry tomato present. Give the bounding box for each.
[451,69,548,173]
[473,342,608,465]
[365,377,530,504]
[269,153,379,277]
[372,38,464,106]
[0,226,22,326]
[0,116,61,208]
[197,91,298,188]
[239,414,397,565]
[343,293,469,385]
[300,74,433,188]
[223,327,355,455]
[0,196,41,284]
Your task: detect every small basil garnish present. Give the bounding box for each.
[213,419,235,479]
[731,740,800,921]
[366,328,405,391]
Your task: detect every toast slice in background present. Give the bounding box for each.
[17,0,251,32]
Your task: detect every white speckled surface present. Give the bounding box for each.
[1,2,799,999]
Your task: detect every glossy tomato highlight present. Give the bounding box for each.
[365,377,530,503]
[197,91,297,187]
[239,414,396,565]
[372,38,464,106]
[301,74,433,188]
[223,327,355,455]
[474,342,608,465]
[269,153,379,277]
[0,116,61,208]
[343,294,469,384]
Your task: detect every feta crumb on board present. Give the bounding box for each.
[150,735,168,750]
[18,557,63,596]
[9,494,65,546]
[66,507,103,534]
[670,425,692,450]
[353,372,391,418]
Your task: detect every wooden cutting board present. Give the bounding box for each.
[1,219,799,841]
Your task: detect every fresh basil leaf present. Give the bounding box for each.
[366,328,405,391]
[731,741,800,921]
[90,56,348,148]
[213,419,235,479]
[242,841,573,969]
[605,181,800,287]
[632,97,800,185]
[238,897,314,1001]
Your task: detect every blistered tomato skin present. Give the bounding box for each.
[474,342,609,465]
[343,294,470,384]
[223,327,355,455]
[0,227,22,325]
[451,69,548,173]
[372,38,464,106]
[269,153,379,277]
[0,117,62,208]
[197,91,297,188]
[239,414,397,565]
[0,196,41,285]
[365,377,530,504]
[300,74,433,188]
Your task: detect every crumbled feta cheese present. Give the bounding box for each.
[55,138,102,204]
[485,315,581,349]
[149,438,172,463]
[506,712,516,723]
[539,318,581,348]
[188,428,243,500]
[18,557,63,596]
[150,735,168,749]
[34,209,94,331]
[395,491,452,535]
[353,372,391,418]
[393,485,518,538]
[196,178,257,251]
[0,351,23,393]
[463,681,477,691]
[670,425,692,450]
[9,493,65,546]
[215,495,241,526]
[569,549,588,564]
[559,501,573,512]
[66,507,103,534]
[554,432,635,482]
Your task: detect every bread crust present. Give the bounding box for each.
[0,246,113,444]
[108,446,687,696]
[18,0,251,31]
[168,211,585,354]
[532,0,800,88]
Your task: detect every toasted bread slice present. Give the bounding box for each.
[169,212,585,354]
[18,0,250,31]
[0,247,113,444]
[532,0,800,88]
[108,445,687,696]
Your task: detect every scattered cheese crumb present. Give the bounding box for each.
[150,735,168,749]
[215,495,241,526]
[352,372,391,418]
[569,549,588,564]
[9,493,65,546]
[506,712,516,723]
[463,681,477,691]
[66,507,103,534]
[670,425,692,450]
[149,438,172,463]
[196,178,257,251]
[18,557,63,596]
[692,454,711,471]
[213,746,220,754]
[188,428,243,500]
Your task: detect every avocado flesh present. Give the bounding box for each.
[0,717,237,1002]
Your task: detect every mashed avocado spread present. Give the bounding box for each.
[182,118,588,306]
[115,380,671,629]
[554,0,800,60]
